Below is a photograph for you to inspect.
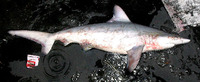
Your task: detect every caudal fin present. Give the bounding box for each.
[8,30,56,54]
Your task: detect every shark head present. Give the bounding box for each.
[157,34,190,49]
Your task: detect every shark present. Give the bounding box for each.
[8,5,190,72]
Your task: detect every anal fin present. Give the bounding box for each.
[127,45,144,72]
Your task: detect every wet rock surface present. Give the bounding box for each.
[162,0,200,32]
[0,0,200,82]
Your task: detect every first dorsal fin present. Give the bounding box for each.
[108,5,131,22]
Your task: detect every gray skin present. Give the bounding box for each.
[56,22,183,54]
[53,22,190,71]
[8,5,190,72]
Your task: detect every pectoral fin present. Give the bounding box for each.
[127,45,144,72]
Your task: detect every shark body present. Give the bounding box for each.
[8,5,190,72]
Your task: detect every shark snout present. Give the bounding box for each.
[170,38,190,45]
[180,38,190,44]
[157,36,190,49]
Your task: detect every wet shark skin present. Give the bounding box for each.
[8,5,190,72]
[55,22,172,54]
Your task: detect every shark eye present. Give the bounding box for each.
[168,36,179,40]
[174,36,181,40]
[173,37,178,40]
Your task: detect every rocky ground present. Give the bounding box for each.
[0,0,200,82]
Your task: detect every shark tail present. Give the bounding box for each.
[8,30,56,54]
